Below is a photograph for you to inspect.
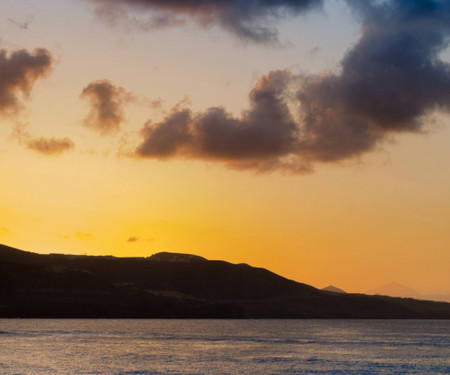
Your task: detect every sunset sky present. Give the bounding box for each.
[0,0,449,295]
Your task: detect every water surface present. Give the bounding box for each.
[0,319,448,374]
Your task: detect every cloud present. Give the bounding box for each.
[127,236,154,243]
[80,79,134,135]
[12,124,75,156]
[7,16,33,30]
[84,0,323,43]
[346,0,450,129]
[0,48,53,116]
[149,98,164,109]
[136,70,308,172]
[294,0,450,162]
[25,137,75,156]
[134,0,450,173]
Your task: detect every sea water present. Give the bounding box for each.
[0,319,448,374]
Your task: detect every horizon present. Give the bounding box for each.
[1,0,450,297]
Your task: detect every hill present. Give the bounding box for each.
[1,244,450,318]
[322,285,346,294]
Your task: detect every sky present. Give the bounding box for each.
[0,0,449,295]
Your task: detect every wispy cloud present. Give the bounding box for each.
[84,0,323,43]
[25,137,75,156]
[127,236,154,243]
[7,16,33,30]
[12,124,75,156]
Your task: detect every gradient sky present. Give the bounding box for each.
[0,0,449,295]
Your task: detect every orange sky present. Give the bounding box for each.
[0,0,449,295]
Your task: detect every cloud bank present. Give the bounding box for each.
[85,0,323,43]
[134,0,450,173]
[81,79,133,135]
[0,48,53,116]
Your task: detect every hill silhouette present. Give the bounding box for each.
[1,244,449,318]
[322,285,346,294]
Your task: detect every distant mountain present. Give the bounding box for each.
[322,285,346,293]
[1,244,450,318]
[368,282,450,303]
[368,282,421,299]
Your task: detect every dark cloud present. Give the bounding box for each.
[343,0,450,129]
[135,68,378,172]
[25,137,75,156]
[0,48,52,115]
[134,0,450,173]
[85,0,323,43]
[295,0,450,162]
[136,70,305,171]
[80,79,134,135]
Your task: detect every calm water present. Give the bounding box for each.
[0,320,449,374]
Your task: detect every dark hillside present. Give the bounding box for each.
[1,244,449,319]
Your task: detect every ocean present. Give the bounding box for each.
[0,319,448,374]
